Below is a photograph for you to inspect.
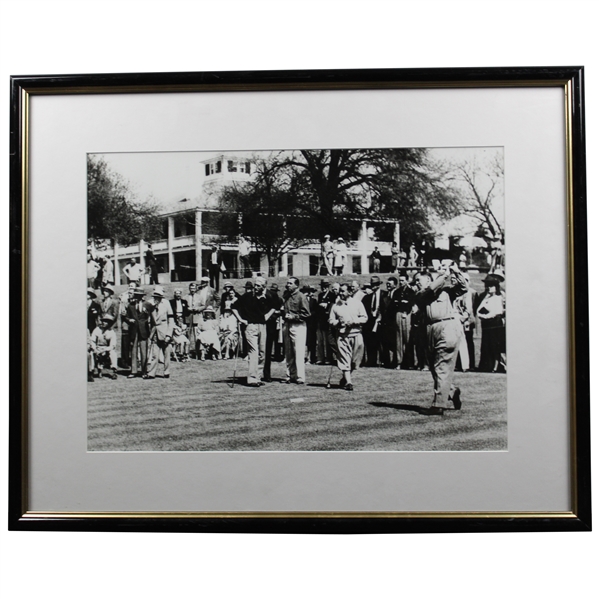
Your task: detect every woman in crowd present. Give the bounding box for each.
[475,275,506,372]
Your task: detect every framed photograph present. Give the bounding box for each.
[9,67,590,533]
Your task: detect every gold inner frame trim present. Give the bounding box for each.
[21,511,580,519]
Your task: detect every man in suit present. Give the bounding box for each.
[147,285,174,379]
[100,284,120,329]
[126,288,153,378]
[394,273,416,369]
[145,243,159,285]
[263,282,284,382]
[381,277,400,368]
[197,276,219,315]
[87,288,101,333]
[169,288,189,325]
[362,276,387,367]
[315,280,335,364]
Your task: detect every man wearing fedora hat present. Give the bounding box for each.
[147,285,174,379]
[315,279,335,365]
[362,276,387,367]
[126,287,153,378]
[87,288,101,333]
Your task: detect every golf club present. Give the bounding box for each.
[228,321,241,388]
[325,363,334,389]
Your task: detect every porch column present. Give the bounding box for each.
[360,219,369,274]
[113,241,121,286]
[195,209,203,281]
[167,216,175,278]
[394,222,400,250]
[139,239,146,284]
[279,252,289,277]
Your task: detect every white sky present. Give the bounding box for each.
[93,146,503,220]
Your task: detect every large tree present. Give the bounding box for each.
[87,155,163,246]
[219,149,462,249]
[448,151,505,243]
[219,163,315,275]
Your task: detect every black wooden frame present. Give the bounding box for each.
[9,67,591,533]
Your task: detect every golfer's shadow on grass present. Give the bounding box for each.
[368,401,423,413]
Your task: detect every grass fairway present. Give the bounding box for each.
[88,359,507,452]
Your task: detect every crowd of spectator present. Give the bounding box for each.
[87,263,506,386]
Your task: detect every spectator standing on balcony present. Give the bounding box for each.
[408,244,419,268]
[391,241,400,272]
[238,236,252,278]
[123,258,145,285]
[102,255,114,286]
[333,238,347,276]
[321,235,334,276]
[87,254,101,288]
[370,246,382,273]
[145,243,159,285]
[209,244,222,291]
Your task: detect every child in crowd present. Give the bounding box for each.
[172,317,190,362]
[219,307,239,359]
[197,306,221,360]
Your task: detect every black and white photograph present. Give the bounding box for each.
[87,146,506,451]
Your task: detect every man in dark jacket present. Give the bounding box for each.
[362,276,387,367]
[169,288,190,324]
[126,288,153,378]
[315,280,336,364]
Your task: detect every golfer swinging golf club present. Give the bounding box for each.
[328,282,367,391]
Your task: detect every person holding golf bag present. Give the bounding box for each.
[328,283,368,391]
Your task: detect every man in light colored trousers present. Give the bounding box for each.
[282,277,311,384]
